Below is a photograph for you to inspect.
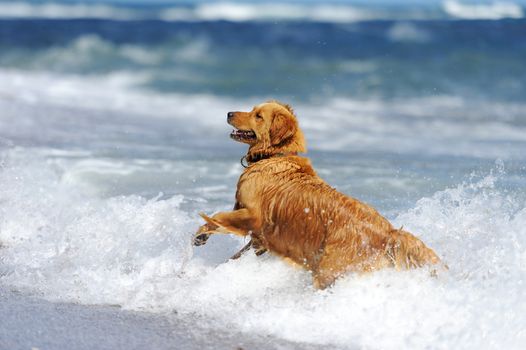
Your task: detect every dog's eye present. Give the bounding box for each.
[256,114,263,120]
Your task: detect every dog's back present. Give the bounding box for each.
[241,155,440,288]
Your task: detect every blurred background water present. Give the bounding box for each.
[1,1,526,349]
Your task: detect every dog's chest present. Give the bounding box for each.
[235,159,303,206]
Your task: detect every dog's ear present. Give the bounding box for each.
[270,112,296,146]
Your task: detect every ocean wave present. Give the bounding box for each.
[443,0,524,20]
[0,1,434,22]
[301,97,526,159]
[0,150,194,304]
[0,149,525,348]
[160,3,380,23]
[0,1,138,20]
[2,19,525,102]
[0,68,234,128]
[2,69,526,160]
[1,1,524,22]
[0,32,215,76]
[0,1,382,22]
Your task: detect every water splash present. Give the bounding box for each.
[1,150,525,348]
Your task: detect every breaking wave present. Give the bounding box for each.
[1,1,521,22]
[159,3,380,23]
[1,149,525,348]
[443,0,524,20]
[0,1,523,23]
[0,2,138,20]
[0,2,397,22]
[2,68,526,160]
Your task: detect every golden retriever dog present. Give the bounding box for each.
[194,101,442,289]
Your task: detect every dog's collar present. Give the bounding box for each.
[240,152,298,168]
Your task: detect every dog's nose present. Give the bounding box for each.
[227,112,234,121]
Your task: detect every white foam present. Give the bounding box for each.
[162,3,378,23]
[299,97,526,159]
[443,0,524,20]
[0,150,194,304]
[2,1,523,22]
[1,149,525,348]
[0,2,137,20]
[0,1,437,22]
[2,68,526,161]
[0,68,233,129]
[0,1,377,22]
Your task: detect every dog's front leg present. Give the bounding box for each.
[229,236,267,260]
[193,208,258,246]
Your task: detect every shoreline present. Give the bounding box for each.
[0,285,324,350]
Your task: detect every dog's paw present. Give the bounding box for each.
[193,212,221,246]
[254,247,267,256]
[251,237,267,256]
[193,232,210,246]
[193,222,213,246]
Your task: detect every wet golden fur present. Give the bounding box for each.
[194,101,441,289]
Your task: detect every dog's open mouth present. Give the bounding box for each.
[230,129,256,141]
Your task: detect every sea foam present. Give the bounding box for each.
[0,150,194,304]
[0,1,428,22]
[2,1,522,23]
[443,0,524,20]
[2,69,526,161]
[1,149,525,349]
[0,2,137,20]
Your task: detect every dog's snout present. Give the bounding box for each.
[227,112,235,121]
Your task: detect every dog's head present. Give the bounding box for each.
[227,101,306,160]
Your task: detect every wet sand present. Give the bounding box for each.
[0,285,325,350]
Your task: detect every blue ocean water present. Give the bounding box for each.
[1,1,526,349]
[0,2,525,101]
